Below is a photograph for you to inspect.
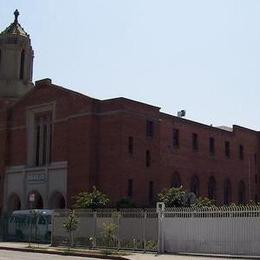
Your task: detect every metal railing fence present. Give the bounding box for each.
[164,205,260,218]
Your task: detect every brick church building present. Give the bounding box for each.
[0,11,259,213]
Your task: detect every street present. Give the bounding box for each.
[0,249,252,260]
[0,250,103,260]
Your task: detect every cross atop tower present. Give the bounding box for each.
[14,9,19,24]
[0,9,34,98]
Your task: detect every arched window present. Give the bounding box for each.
[49,191,66,209]
[238,180,246,204]
[8,193,21,213]
[190,175,200,196]
[224,179,232,205]
[19,49,25,80]
[172,172,181,188]
[208,176,216,200]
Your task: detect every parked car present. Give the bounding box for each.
[8,209,53,243]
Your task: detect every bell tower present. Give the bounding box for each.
[0,10,34,99]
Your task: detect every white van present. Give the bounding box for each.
[8,209,53,242]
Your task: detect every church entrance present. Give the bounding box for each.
[27,191,43,209]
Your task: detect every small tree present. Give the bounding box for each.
[28,209,39,247]
[103,222,118,247]
[63,210,79,250]
[157,186,189,207]
[157,186,216,208]
[73,186,111,209]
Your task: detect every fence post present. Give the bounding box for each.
[117,212,121,250]
[143,210,147,252]
[50,211,57,246]
[93,211,97,248]
[156,202,165,254]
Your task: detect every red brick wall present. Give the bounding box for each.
[2,82,260,208]
[159,114,259,205]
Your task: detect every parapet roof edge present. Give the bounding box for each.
[160,112,258,135]
[101,97,161,110]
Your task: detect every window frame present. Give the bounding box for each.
[192,133,198,151]
[173,128,180,148]
[26,103,55,167]
[225,141,230,158]
[146,120,154,138]
[209,137,215,156]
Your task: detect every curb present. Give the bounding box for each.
[0,246,130,260]
[167,252,260,260]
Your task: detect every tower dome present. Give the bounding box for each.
[0,10,34,99]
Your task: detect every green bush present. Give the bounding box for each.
[73,186,111,209]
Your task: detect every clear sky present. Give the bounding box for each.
[1,1,260,130]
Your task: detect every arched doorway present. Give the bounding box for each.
[8,193,21,213]
[171,172,181,188]
[190,175,200,197]
[27,191,43,209]
[224,179,232,205]
[49,192,65,209]
[238,180,246,204]
[208,176,217,200]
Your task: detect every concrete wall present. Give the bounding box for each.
[162,214,260,255]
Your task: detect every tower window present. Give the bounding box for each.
[20,49,25,80]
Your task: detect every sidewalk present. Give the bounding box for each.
[0,242,127,259]
[0,242,258,260]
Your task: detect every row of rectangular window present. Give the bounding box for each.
[142,121,252,162]
[129,129,252,164]
[173,128,246,160]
